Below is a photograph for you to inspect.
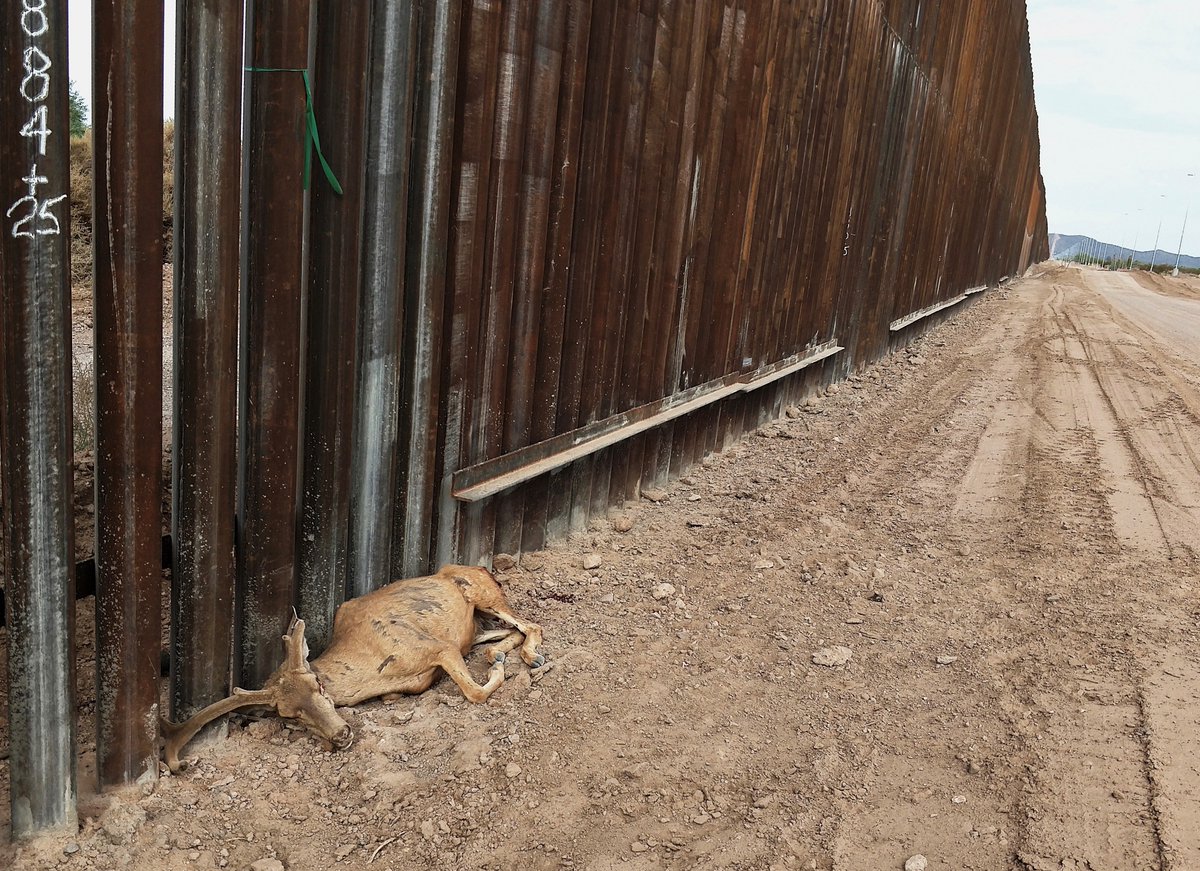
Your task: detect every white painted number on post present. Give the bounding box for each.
[21,46,52,102]
[8,0,65,239]
[20,105,50,154]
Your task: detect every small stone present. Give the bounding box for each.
[63,843,81,855]
[582,553,603,570]
[599,592,615,604]
[957,545,972,557]
[641,487,668,503]
[506,763,523,778]
[753,559,774,570]
[249,861,284,871]
[904,856,928,871]
[631,842,649,854]
[188,852,201,861]
[651,583,676,601]
[522,552,546,571]
[952,794,967,804]
[845,617,864,625]
[613,516,634,533]
[936,655,958,665]
[493,553,517,572]
[420,820,436,840]
[685,517,708,528]
[812,646,852,667]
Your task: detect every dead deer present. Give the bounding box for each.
[162,565,544,772]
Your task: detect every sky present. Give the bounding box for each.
[66,1,1200,260]
[1027,0,1200,258]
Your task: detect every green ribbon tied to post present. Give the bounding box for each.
[245,67,343,195]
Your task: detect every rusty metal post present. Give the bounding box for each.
[0,0,76,836]
[171,0,243,719]
[396,0,461,576]
[91,0,164,788]
[236,0,311,686]
[347,0,418,598]
[297,0,372,651]
[433,0,503,568]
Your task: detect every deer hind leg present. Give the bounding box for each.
[478,606,544,668]
[436,645,506,704]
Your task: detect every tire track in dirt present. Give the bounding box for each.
[1060,275,1200,561]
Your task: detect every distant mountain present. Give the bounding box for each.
[1049,233,1200,270]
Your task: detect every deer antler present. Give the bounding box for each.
[161,687,277,773]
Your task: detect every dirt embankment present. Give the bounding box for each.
[3,263,1199,871]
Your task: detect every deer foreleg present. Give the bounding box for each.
[477,629,525,663]
[478,607,544,668]
[436,646,507,704]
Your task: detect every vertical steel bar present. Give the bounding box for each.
[560,0,620,532]
[523,0,592,551]
[296,0,372,654]
[237,0,311,686]
[349,0,418,596]
[91,0,164,788]
[493,0,561,557]
[472,0,534,561]
[0,0,76,836]
[435,0,503,567]
[397,0,461,575]
[171,0,243,720]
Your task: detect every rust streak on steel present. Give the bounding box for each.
[91,0,164,788]
[397,0,462,575]
[1,0,77,836]
[297,0,372,654]
[171,0,243,720]
[237,0,311,684]
[348,0,418,597]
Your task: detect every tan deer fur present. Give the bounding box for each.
[162,565,544,771]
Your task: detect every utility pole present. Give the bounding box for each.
[1149,221,1162,272]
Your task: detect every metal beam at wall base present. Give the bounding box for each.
[889,286,988,333]
[452,342,843,503]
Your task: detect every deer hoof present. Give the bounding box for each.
[491,651,506,665]
[530,654,546,669]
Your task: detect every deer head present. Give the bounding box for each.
[162,618,352,772]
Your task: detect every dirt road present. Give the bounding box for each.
[5,263,1199,871]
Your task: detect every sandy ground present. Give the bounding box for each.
[3,262,1199,870]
